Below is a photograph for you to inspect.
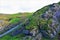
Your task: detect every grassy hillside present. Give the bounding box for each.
[0,12,33,34]
[0,2,60,40]
[0,12,33,40]
[0,5,50,40]
[0,12,33,26]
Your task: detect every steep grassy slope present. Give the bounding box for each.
[25,5,49,30]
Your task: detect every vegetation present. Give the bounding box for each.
[0,12,33,40]
[0,2,60,40]
[9,18,20,24]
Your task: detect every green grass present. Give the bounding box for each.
[0,34,25,40]
[9,18,20,24]
[9,13,33,24]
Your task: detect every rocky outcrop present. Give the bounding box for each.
[39,3,60,38]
